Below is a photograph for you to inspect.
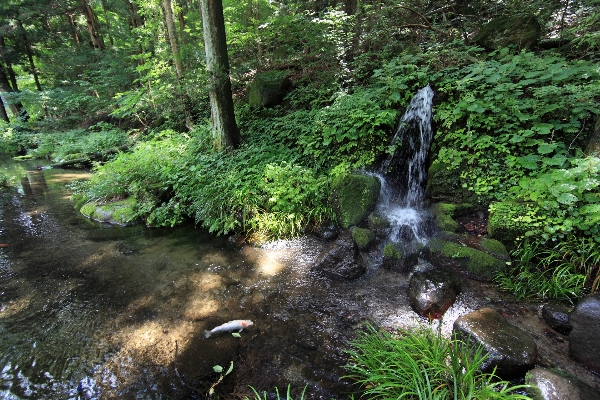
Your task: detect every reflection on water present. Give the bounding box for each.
[2,159,600,399]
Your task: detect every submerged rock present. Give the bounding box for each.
[330,174,381,229]
[526,367,600,400]
[541,303,572,335]
[569,292,600,374]
[407,268,461,320]
[312,224,339,241]
[313,231,365,280]
[422,232,509,281]
[453,307,537,378]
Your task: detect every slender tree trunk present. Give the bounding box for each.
[0,97,9,123]
[66,13,81,47]
[0,65,28,120]
[127,0,143,29]
[100,0,115,46]
[162,0,185,78]
[81,0,105,49]
[200,0,240,151]
[16,20,43,92]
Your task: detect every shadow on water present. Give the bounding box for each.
[1,157,600,399]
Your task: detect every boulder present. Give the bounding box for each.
[382,241,421,273]
[79,197,138,226]
[313,231,365,280]
[330,174,381,229]
[351,227,376,250]
[473,15,541,51]
[487,201,536,244]
[453,307,537,378]
[248,71,291,108]
[313,224,339,241]
[407,268,461,320]
[525,367,600,400]
[584,116,600,156]
[569,292,600,374]
[422,232,509,281]
[425,161,477,204]
[430,202,475,233]
[367,212,391,239]
[541,303,572,335]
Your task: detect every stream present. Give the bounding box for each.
[1,157,600,399]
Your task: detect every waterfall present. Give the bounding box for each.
[375,85,435,243]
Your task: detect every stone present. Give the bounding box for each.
[569,292,600,374]
[407,268,461,320]
[382,241,421,273]
[313,224,339,241]
[487,201,536,244]
[584,116,600,156]
[526,367,600,400]
[430,202,475,233]
[367,212,391,239]
[248,71,291,108]
[313,231,365,280]
[351,227,376,250]
[541,303,572,335]
[473,14,541,51]
[80,197,138,226]
[330,174,381,229]
[422,232,509,281]
[425,161,477,204]
[453,308,537,378]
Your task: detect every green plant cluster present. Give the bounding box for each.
[344,324,532,400]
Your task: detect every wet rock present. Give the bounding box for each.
[248,71,291,108]
[422,232,509,281]
[569,292,600,374]
[351,227,375,250]
[526,367,600,400]
[425,161,477,204]
[80,197,138,226]
[367,212,391,239]
[396,225,416,242]
[453,307,537,378]
[228,233,246,246]
[430,202,475,233]
[313,231,365,280]
[382,241,421,273]
[541,303,572,335]
[407,268,461,320]
[312,224,339,241]
[330,174,381,229]
[474,14,541,50]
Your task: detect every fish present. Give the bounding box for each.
[204,319,253,338]
[0,244,9,248]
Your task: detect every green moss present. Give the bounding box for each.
[248,71,291,108]
[440,241,503,277]
[430,202,475,233]
[488,201,535,243]
[384,242,403,259]
[368,213,391,231]
[352,227,376,250]
[481,237,509,259]
[426,162,477,204]
[80,202,98,218]
[331,174,381,229]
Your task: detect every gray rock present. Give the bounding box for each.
[526,367,600,400]
[313,224,339,241]
[474,14,541,50]
[541,303,572,335]
[248,71,291,108]
[569,292,600,374]
[453,307,537,378]
[313,231,365,280]
[407,268,461,320]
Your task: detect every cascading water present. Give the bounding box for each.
[375,85,435,243]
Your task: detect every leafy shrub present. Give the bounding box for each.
[344,324,532,400]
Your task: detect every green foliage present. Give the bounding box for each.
[434,48,600,201]
[246,385,307,400]
[494,239,589,303]
[344,324,532,400]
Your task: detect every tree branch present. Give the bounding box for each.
[397,5,448,36]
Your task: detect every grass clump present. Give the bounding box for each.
[344,324,532,400]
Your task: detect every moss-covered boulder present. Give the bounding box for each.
[330,174,381,229]
[367,212,391,239]
[80,197,138,226]
[430,202,474,233]
[422,232,509,281]
[488,201,537,244]
[382,241,421,273]
[425,162,477,204]
[473,14,541,50]
[351,227,376,250]
[248,71,291,108]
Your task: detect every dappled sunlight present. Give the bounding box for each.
[188,271,223,291]
[256,251,285,276]
[199,251,230,266]
[0,293,33,318]
[182,296,220,321]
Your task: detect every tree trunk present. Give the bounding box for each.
[66,13,81,47]
[0,97,9,123]
[162,0,185,79]
[100,0,115,46]
[200,0,240,151]
[81,0,105,49]
[127,0,143,29]
[16,20,43,92]
[0,65,28,120]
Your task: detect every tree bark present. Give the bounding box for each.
[66,13,81,47]
[162,0,185,79]
[100,0,115,46]
[81,0,105,49]
[0,96,9,123]
[16,20,43,92]
[0,65,28,120]
[200,0,240,151]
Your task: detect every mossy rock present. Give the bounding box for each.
[423,232,509,281]
[367,212,391,238]
[425,161,477,204]
[351,227,376,250]
[330,174,381,229]
[487,201,536,244]
[248,70,291,108]
[382,241,422,273]
[473,14,541,50]
[80,197,139,226]
[430,202,475,233]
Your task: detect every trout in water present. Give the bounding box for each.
[204,320,253,338]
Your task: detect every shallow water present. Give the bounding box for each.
[1,159,599,399]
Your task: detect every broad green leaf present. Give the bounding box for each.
[231,332,241,337]
[225,361,234,375]
[213,365,223,373]
[556,193,579,205]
